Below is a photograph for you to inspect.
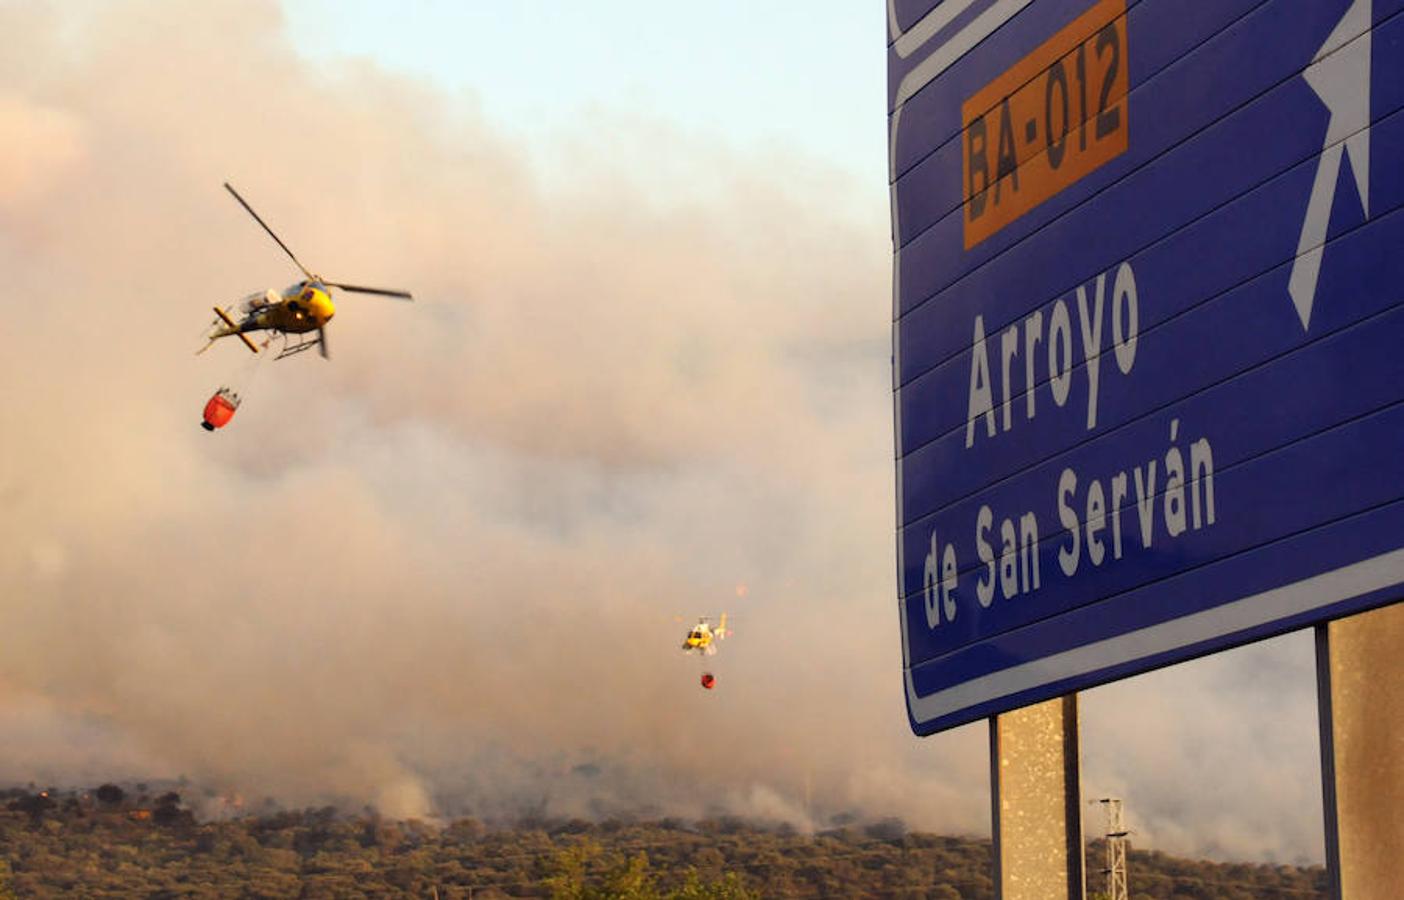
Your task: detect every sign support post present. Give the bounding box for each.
[1316,603,1404,898]
[990,694,1085,900]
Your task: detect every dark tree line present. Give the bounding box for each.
[0,786,1326,898]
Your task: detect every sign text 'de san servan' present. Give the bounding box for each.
[923,257,1220,628]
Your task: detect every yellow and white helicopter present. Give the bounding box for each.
[199,183,412,360]
[680,613,731,690]
[680,614,730,656]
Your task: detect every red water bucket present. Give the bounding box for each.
[201,388,239,431]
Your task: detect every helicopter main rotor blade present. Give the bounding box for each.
[317,325,329,359]
[224,182,313,279]
[327,282,413,300]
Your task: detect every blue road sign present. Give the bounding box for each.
[890,0,1404,735]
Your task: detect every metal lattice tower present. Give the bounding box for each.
[1096,798,1129,900]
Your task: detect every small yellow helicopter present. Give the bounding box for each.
[680,614,730,656]
[199,183,412,360]
[680,613,731,690]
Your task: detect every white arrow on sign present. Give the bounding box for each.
[1288,0,1372,332]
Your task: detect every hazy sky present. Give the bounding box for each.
[283,0,888,180]
[0,0,1328,866]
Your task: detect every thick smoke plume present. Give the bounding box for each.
[0,0,1322,863]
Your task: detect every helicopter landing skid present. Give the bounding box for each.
[274,335,322,360]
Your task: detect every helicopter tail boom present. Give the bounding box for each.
[213,307,259,354]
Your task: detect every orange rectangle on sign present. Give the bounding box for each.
[962,0,1128,249]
